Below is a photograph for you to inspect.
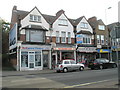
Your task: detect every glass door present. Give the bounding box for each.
[28,52,35,69]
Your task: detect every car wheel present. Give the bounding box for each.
[112,64,117,68]
[63,68,68,73]
[99,65,103,69]
[91,68,94,70]
[79,66,84,71]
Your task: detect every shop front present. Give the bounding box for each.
[52,47,76,68]
[19,45,51,71]
[97,49,111,59]
[77,47,97,65]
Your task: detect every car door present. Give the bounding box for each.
[70,60,78,70]
[64,61,72,71]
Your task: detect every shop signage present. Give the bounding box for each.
[97,49,111,53]
[21,47,50,50]
[9,23,17,50]
[76,34,83,44]
[53,48,76,50]
[77,47,97,52]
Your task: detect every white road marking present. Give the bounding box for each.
[64,79,113,88]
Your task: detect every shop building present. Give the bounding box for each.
[88,17,110,60]
[69,16,96,64]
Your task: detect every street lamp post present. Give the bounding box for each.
[105,7,112,61]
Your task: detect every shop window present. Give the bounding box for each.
[21,52,28,67]
[35,52,41,66]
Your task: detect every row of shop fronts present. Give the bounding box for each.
[10,44,112,71]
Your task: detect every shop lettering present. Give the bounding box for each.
[21,47,49,50]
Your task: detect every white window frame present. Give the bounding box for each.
[98,25,105,30]
[97,35,100,44]
[80,22,88,29]
[56,31,60,43]
[59,19,68,26]
[68,32,71,43]
[61,31,66,43]
[30,14,41,22]
[101,35,104,45]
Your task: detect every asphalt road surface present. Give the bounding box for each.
[2,68,118,88]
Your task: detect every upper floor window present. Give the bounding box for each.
[30,15,41,22]
[61,31,66,43]
[101,35,104,45]
[56,31,60,43]
[68,32,71,43]
[98,25,105,30]
[97,35,104,45]
[26,30,45,43]
[80,22,88,29]
[97,35,100,44]
[83,37,90,44]
[58,19,68,26]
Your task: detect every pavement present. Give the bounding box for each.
[1,67,120,89]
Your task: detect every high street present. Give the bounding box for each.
[2,68,118,88]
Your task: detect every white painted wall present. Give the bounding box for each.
[76,17,93,34]
[46,14,74,38]
[21,7,50,32]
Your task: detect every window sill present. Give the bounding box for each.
[58,24,68,26]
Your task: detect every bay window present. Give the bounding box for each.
[26,30,45,43]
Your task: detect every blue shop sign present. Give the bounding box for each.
[97,49,111,53]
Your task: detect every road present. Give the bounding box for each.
[2,68,118,88]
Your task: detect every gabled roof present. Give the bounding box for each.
[69,16,88,26]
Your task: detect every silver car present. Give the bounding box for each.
[55,60,84,73]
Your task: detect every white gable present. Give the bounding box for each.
[76,17,93,34]
[46,13,74,38]
[21,7,49,30]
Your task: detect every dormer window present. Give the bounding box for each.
[58,19,68,26]
[30,14,41,22]
[80,22,88,29]
[98,25,105,30]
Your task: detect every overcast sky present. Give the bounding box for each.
[0,0,119,25]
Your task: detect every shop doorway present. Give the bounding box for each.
[28,52,35,70]
[43,51,49,69]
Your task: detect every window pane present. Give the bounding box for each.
[21,52,28,67]
[98,25,105,30]
[30,30,44,42]
[26,30,29,41]
[38,16,41,22]
[56,31,60,43]
[35,52,41,66]
[68,32,71,43]
[30,15,33,21]
[61,32,66,43]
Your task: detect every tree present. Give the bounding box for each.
[0,18,10,65]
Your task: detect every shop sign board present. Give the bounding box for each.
[9,23,17,50]
[53,48,76,50]
[97,49,111,53]
[77,47,97,52]
[76,34,83,44]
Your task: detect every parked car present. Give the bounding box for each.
[88,58,117,70]
[55,60,85,73]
